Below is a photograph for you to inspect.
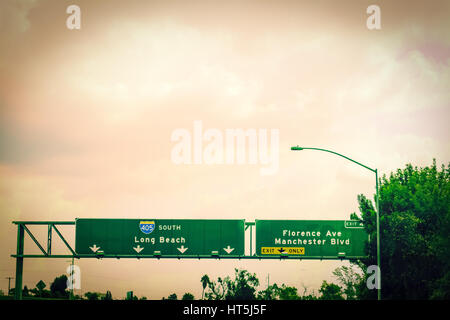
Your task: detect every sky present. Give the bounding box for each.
[0,0,449,299]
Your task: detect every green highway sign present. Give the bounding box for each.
[75,219,245,256]
[255,220,368,258]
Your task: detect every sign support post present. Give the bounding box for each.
[14,223,24,300]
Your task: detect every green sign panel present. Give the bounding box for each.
[75,219,245,256]
[255,220,368,258]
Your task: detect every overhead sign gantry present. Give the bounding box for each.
[11,218,369,299]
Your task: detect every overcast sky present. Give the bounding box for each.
[0,0,449,299]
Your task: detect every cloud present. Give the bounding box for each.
[0,0,449,298]
[0,0,37,34]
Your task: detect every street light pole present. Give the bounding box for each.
[375,169,381,301]
[291,146,381,300]
[5,277,14,296]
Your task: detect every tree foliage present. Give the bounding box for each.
[182,292,195,300]
[23,286,30,297]
[354,160,450,299]
[224,269,259,300]
[204,269,259,300]
[204,276,226,300]
[50,275,69,298]
[200,274,210,300]
[167,293,178,300]
[84,292,100,300]
[318,281,344,300]
[332,266,363,300]
[102,290,113,300]
[204,269,320,300]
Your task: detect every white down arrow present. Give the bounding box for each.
[224,245,235,254]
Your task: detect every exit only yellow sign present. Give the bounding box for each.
[261,247,305,255]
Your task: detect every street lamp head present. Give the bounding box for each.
[291,145,304,151]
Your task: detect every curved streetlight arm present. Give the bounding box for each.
[291,146,376,173]
[291,145,381,300]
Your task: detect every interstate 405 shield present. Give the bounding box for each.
[75,219,245,256]
[255,220,368,258]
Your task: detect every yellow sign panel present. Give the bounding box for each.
[261,247,305,255]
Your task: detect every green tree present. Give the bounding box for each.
[50,275,69,298]
[204,277,226,300]
[23,286,29,297]
[277,284,300,300]
[319,281,344,300]
[29,288,38,297]
[224,269,259,300]
[258,283,301,300]
[354,160,450,299]
[102,290,113,300]
[200,275,210,300]
[332,265,363,300]
[84,292,99,300]
[167,293,178,300]
[204,269,260,300]
[256,283,279,300]
[182,292,195,300]
[298,285,318,300]
[202,270,318,301]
